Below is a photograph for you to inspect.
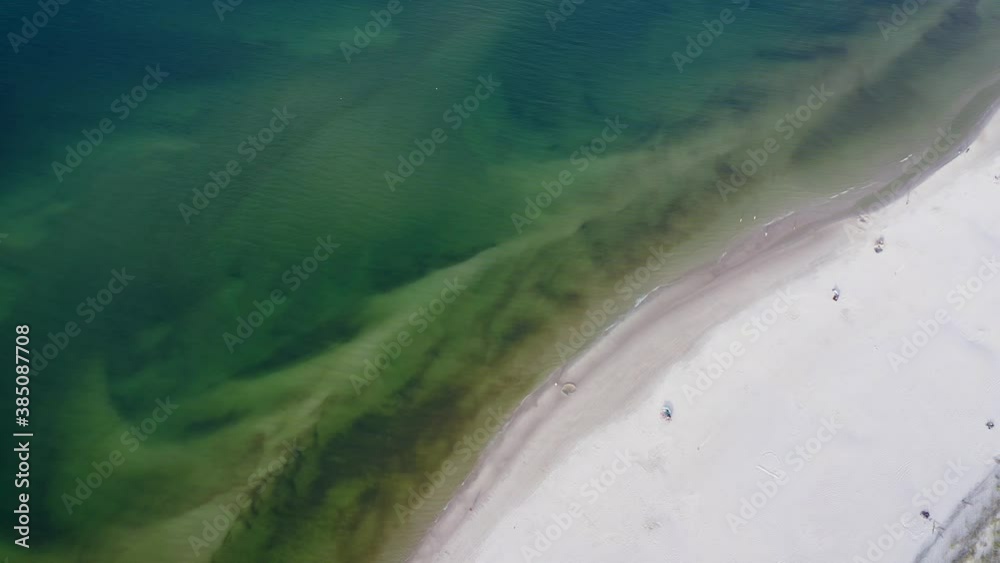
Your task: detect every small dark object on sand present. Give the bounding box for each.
[660,402,673,422]
[920,510,930,519]
[874,236,885,254]
[832,287,841,301]
[988,420,995,430]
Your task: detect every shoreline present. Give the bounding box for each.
[407,91,1000,562]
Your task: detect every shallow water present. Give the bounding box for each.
[1,0,999,560]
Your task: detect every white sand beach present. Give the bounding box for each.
[408,106,1000,563]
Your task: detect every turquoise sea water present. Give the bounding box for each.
[2,0,1000,561]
